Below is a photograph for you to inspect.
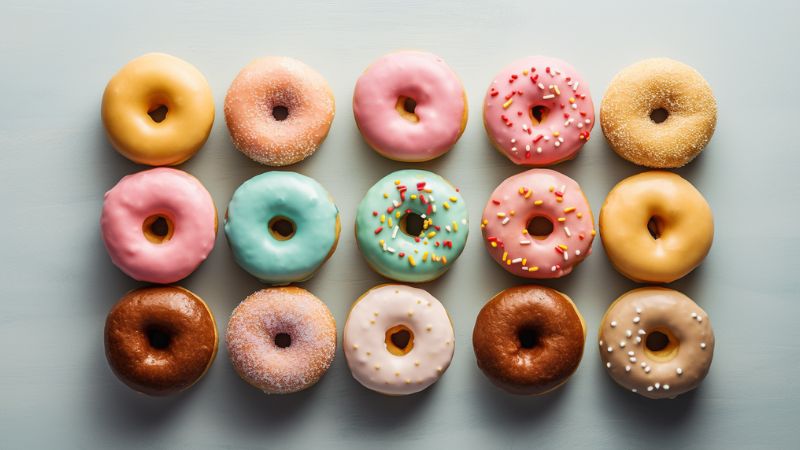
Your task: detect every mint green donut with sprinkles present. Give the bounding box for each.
[225,171,340,285]
[355,170,468,282]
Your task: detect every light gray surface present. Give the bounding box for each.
[1,0,798,448]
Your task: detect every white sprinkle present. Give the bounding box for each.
[387,247,396,253]
[627,351,635,356]
[640,362,647,367]
[501,217,510,225]
[626,329,633,338]
[510,138,516,144]
[677,368,683,375]
[559,185,567,194]
[428,195,435,202]
[632,388,637,393]
[635,336,642,344]
[538,82,545,90]
[554,141,561,147]
[645,366,651,373]
[629,357,637,363]
[575,249,581,256]
[691,312,697,318]
[633,317,641,324]
[610,321,618,328]
[525,144,531,151]
[551,266,557,272]
[647,386,654,392]
[638,329,647,335]
[558,137,564,143]
[700,342,707,349]
[522,124,528,131]
[421,214,427,219]
[511,146,517,152]
[697,316,703,323]
[392,226,399,239]
[393,200,401,207]
[577,122,583,128]
[536,147,543,153]
[663,385,670,391]
[619,341,626,348]
[563,252,569,261]
[585,118,591,124]
[445,225,451,232]
[607,346,613,353]
[520,240,531,245]
[599,340,604,347]
[625,366,631,372]
[573,81,579,91]
[655,382,661,390]
[564,226,572,237]
[511,258,522,264]
[606,362,612,368]
[636,307,642,314]
[542,94,555,100]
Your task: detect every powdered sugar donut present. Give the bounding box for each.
[226,287,336,394]
[353,51,467,162]
[483,56,594,166]
[224,57,335,166]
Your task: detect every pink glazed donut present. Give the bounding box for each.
[483,56,595,166]
[353,51,468,162]
[481,169,595,278]
[101,168,217,284]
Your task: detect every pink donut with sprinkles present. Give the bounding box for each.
[483,56,595,166]
[481,169,595,278]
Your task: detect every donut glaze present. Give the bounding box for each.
[599,288,715,399]
[481,169,595,278]
[226,288,337,394]
[224,171,340,285]
[355,170,469,282]
[483,56,594,166]
[599,171,713,283]
[224,57,335,166]
[353,51,467,162]
[601,58,717,168]
[343,284,455,395]
[101,53,215,166]
[101,168,217,284]
[104,286,218,396]
[473,286,586,395]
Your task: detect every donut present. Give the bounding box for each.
[101,168,217,284]
[343,284,454,395]
[224,57,335,166]
[224,171,340,285]
[483,56,594,166]
[226,287,336,394]
[473,285,585,395]
[101,53,214,166]
[600,58,717,168]
[355,170,469,282]
[599,287,715,399]
[104,286,218,396]
[481,169,595,278]
[599,171,713,283]
[353,51,467,162]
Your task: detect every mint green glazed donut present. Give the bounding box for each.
[224,171,340,285]
[355,170,469,282]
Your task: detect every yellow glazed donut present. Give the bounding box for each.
[600,58,717,168]
[101,53,215,166]
[599,171,713,283]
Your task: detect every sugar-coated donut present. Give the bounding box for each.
[599,287,715,399]
[343,284,455,395]
[473,285,585,395]
[353,51,467,162]
[224,57,335,166]
[600,171,713,283]
[101,168,217,284]
[224,171,340,285]
[483,56,594,166]
[600,58,717,168]
[226,287,336,394]
[104,286,218,396]
[355,170,469,283]
[101,53,214,166]
[481,169,595,278]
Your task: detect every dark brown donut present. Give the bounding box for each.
[104,286,218,396]
[472,285,585,395]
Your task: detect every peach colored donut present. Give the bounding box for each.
[224,57,335,166]
[226,287,337,394]
[100,168,217,284]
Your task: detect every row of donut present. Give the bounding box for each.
[102,52,716,169]
[105,283,713,400]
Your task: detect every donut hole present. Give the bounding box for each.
[517,327,540,349]
[268,216,296,241]
[644,328,680,361]
[395,96,420,123]
[649,107,669,124]
[399,212,425,237]
[144,324,172,350]
[530,105,549,126]
[147,104,168,123]
[142,215,174,244]
[647,216,665,240]
[385,325,414,356]
[274,333,292,348]
[272,105,289,121]
[526,216,554,240]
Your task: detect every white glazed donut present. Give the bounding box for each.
[343,284,455,395]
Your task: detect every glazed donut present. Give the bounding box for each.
[226,287,336,394]
[599,287,715,399]
[101,53,214,166]
[599,171,713,283]
[600,58,717,168]
[483,56,594,166]
[224,171,340,285]
[481,169,595,278]
[104,286,218,396]
[473,285,585,395]
[355,170,469,282]
[101,168,217,284]
[343,284,455,395]
[224,57,335,166]
[353,51,467,162]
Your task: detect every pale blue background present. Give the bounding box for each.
[1,0,798,448]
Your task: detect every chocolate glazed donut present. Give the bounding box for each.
[104,286,218,396]
[473,285,586,395]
